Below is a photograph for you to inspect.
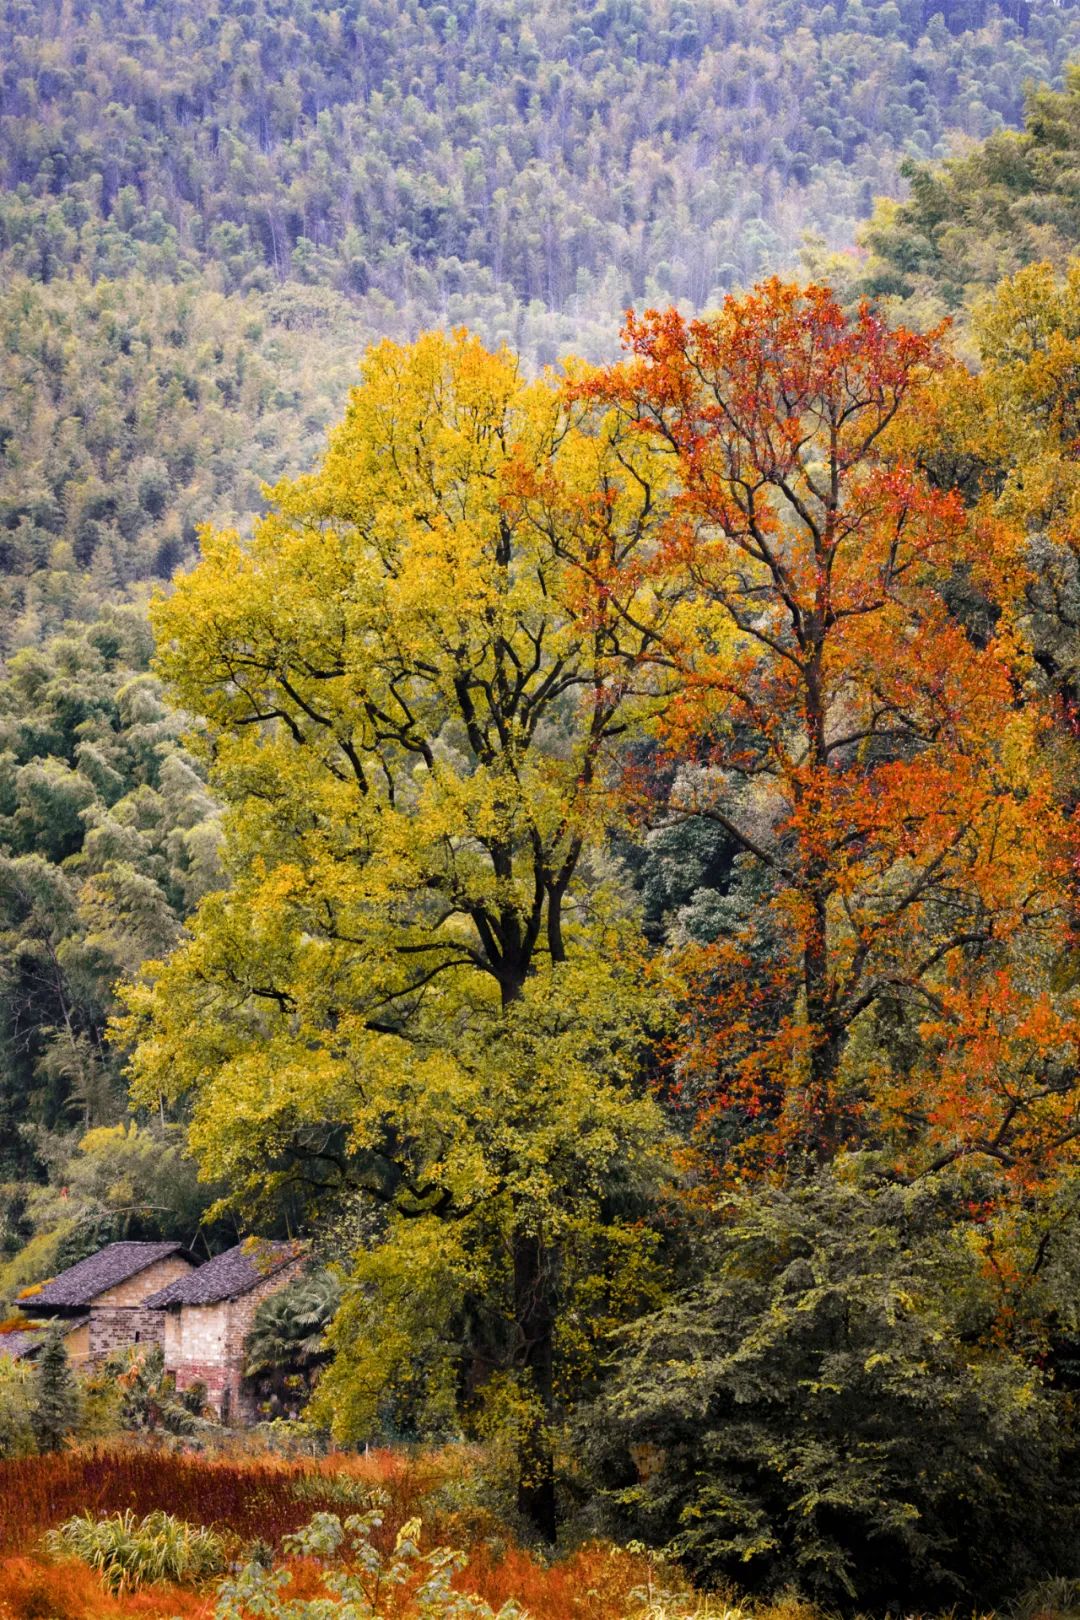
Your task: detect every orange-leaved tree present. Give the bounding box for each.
[576,279,1080,1183]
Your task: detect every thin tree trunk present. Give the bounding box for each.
[512,1227,557,1542]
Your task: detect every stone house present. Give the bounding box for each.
[9,1241,196,1366]
[144,1238,307,1422]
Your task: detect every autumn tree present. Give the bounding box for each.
[581,280,1080,1182]
[119,330,676,1536]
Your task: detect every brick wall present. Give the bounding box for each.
[173,1302,230,1369]
[93,1255,194,1307]
[74,1256,194,1365]
[64,1321,90,1365]
[88,1307,166,1362]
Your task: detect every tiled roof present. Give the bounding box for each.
[22,1242,192,1309]
[145,1240,305,1308]
[0,1328,43,1360]
[0,1318,89,1359]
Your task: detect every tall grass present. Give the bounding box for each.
[0,1553,214,1620]
[0,1446,450,1555]
[46,1509,226,1594]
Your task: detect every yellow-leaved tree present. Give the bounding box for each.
[117,330,680,1535]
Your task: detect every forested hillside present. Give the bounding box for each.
[4,0,1080,314]
[6,0,1080,1317]
[859,61,1080,311]
[3,0,1080,638]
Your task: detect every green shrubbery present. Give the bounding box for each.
[0,1354,35,1458]
[46,1507,227,1594]
[30,1331,78,1455]
[213,1505,523,1620]
[587,1169,1080,1609]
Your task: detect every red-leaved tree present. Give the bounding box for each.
[577,279,1080,1184]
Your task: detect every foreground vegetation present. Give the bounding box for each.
[3,1444,1078,1620]
[0,1445,715,1620]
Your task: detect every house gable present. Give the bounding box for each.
[22,1242,195,1314]
[152,1241,308,1422]
[91,1254,195,1308]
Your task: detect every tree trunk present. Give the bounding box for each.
[512,1227,557,1542]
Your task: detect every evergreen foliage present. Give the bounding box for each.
[0,609,220,1160]
[0,1354,35,1458]
[860,65,1080,313]
[30,1329,78,1453]
[4,0,1080,316]
[0,274,372,640]
[586,1171,1080,1608]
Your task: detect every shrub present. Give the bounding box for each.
[45,1508,227,1594]
[107,1343,213,1436]
[245,1269,341,1416]
[212,1506,524,1619]
[30,1332,78,1454]
[0,1356,37,1459]
[585,1171,1080,1609]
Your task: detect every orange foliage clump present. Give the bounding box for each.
[576,279,1080,1190]
[457,1539,663,1620]
[0,1556,212,1620]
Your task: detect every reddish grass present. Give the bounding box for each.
[0,1556,214,1620]
[457,1540,661,1620]
[0,1445,454,1556]
[0,1447,688,1620]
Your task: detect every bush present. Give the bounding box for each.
[30,1332,78,1454]
[585,1171,1080,1609]
[213,1504,524,1619]
[244,1268,341,1416]
[109,1343,213,1436]
[45,1508,227,1594]
[0,1356,37,1458]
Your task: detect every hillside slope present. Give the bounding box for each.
[5,0,1080,319]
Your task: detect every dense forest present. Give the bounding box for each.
[5,0,1078,311]
[5,0,1080,637]
[7,3,1080,1614]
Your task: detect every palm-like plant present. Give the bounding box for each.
[244,1269,341,1416]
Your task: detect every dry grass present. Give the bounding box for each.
[0,1447,715,1620]
[0,1555,214,1620]
[0,1444,470,1556]
[0,1446,1019,1620]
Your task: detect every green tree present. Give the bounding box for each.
[587,1170,1080,1608]
[31,1329,78,1453]
[0,1355,36,1458]
[120,330,676,1538]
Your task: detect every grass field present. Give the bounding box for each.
[0,1445,712,1620]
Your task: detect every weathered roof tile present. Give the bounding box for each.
[21,1242,193,1310]
[146,1239,305,1308]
